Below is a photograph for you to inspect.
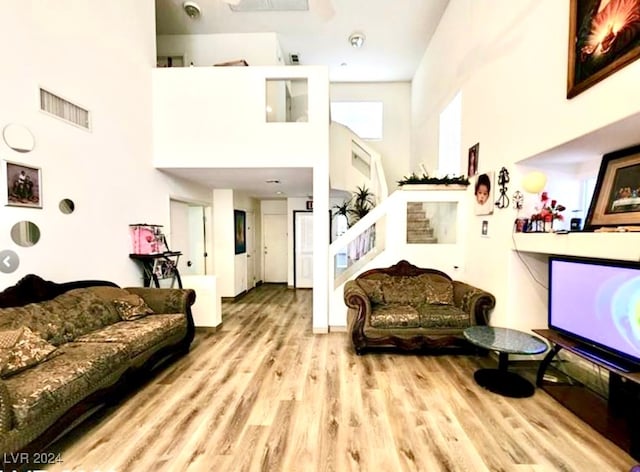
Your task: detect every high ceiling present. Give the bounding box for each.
[154,0,450,198]
[155,0,450,82]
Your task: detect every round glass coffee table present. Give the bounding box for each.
[463,326,548,398]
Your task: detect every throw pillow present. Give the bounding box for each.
[112,294,154,321]
[0,326,58,378]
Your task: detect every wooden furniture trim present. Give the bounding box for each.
[534,329,640,460]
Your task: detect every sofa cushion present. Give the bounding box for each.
[417,304,470,329]
[0,327,58,378]
[112,294,154,321]
[378,273,454,306]
[0,287,123,345]
[422,276,455,305]
[75,314,186,358]
[370,304,420,328]
[2,341,129,428]
[356,279,386,304]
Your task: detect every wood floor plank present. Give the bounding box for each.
[45,284,637,471]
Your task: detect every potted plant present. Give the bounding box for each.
[348,185,375,225]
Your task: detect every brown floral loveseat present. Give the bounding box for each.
[0,274,195,458]
[344,260,496,354]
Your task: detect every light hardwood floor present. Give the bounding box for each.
[48,284,635,471]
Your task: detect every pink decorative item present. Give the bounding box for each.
[129,224,167,255]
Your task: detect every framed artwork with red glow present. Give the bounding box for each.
[567,0,640,98]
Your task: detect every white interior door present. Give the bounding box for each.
[169,200,191,275]
[188,206,205,275]
[295,211,314,288]
[263,213,287,283]
[170,199,206,276]
[246,211,256,289]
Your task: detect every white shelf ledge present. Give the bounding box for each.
[511,232,640,261]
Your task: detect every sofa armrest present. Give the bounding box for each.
[0,380,12,432]
[344,281,372,354]
[124,287,196,315]
[452,281,496,325]
[125,287,197,350]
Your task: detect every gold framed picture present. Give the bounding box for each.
[585,144,640,229]
[567,0,640,98]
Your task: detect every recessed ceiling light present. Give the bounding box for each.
[276,191,284,195]
[349,32,365,49]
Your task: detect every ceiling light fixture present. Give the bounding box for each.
[349,32,365,49]
[265,179,280,184]
[183,1,201,19]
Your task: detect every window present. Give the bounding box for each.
[266,78,308,122]
[438,91,462,176]
[330,101,383,140]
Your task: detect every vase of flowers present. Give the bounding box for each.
[533,192,566,232]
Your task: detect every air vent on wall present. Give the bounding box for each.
[289,53,300,65]
[229,0,308,11]
[39,88,90,129]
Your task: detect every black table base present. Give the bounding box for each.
[474,368,535,398]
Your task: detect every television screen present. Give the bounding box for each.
[549,255,640,369]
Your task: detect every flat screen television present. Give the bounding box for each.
[548,255,640,372]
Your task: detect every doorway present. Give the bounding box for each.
[293,210,313,288]
[263,213,287,283]
[169,199,209,276]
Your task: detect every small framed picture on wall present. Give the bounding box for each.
[468,143,479,177]
[4,160,42,209]
[474,171,494,216]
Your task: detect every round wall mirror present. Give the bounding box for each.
[59,198,75,214]
[3,124,35,153]
[10,221,41,247]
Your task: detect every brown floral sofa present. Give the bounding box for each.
[0,274,195,458]
[344,260,496,354]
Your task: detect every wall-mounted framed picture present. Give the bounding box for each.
[585,144,640,230]
[468,143,479,177]
[567,0,640,98]
[234,209,246,254]
[4,160,42,208]
[474,171,494,216]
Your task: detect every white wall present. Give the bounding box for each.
[234,191,260,294]
[154,65,330,330]
[153,66,328,168]
[330,82,412,193]
[411,0,640,332]
[0,0,211,288]
[156,33,284,67]
[213,189,235,296]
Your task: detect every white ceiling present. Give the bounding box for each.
[155,0,450,82]
[161,167,314,199]
[154,0,450,197]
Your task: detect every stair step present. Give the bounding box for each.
[407,227,434,235]
[408,223,430,229]
[407,202,424,210]
[407,235,438,244]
